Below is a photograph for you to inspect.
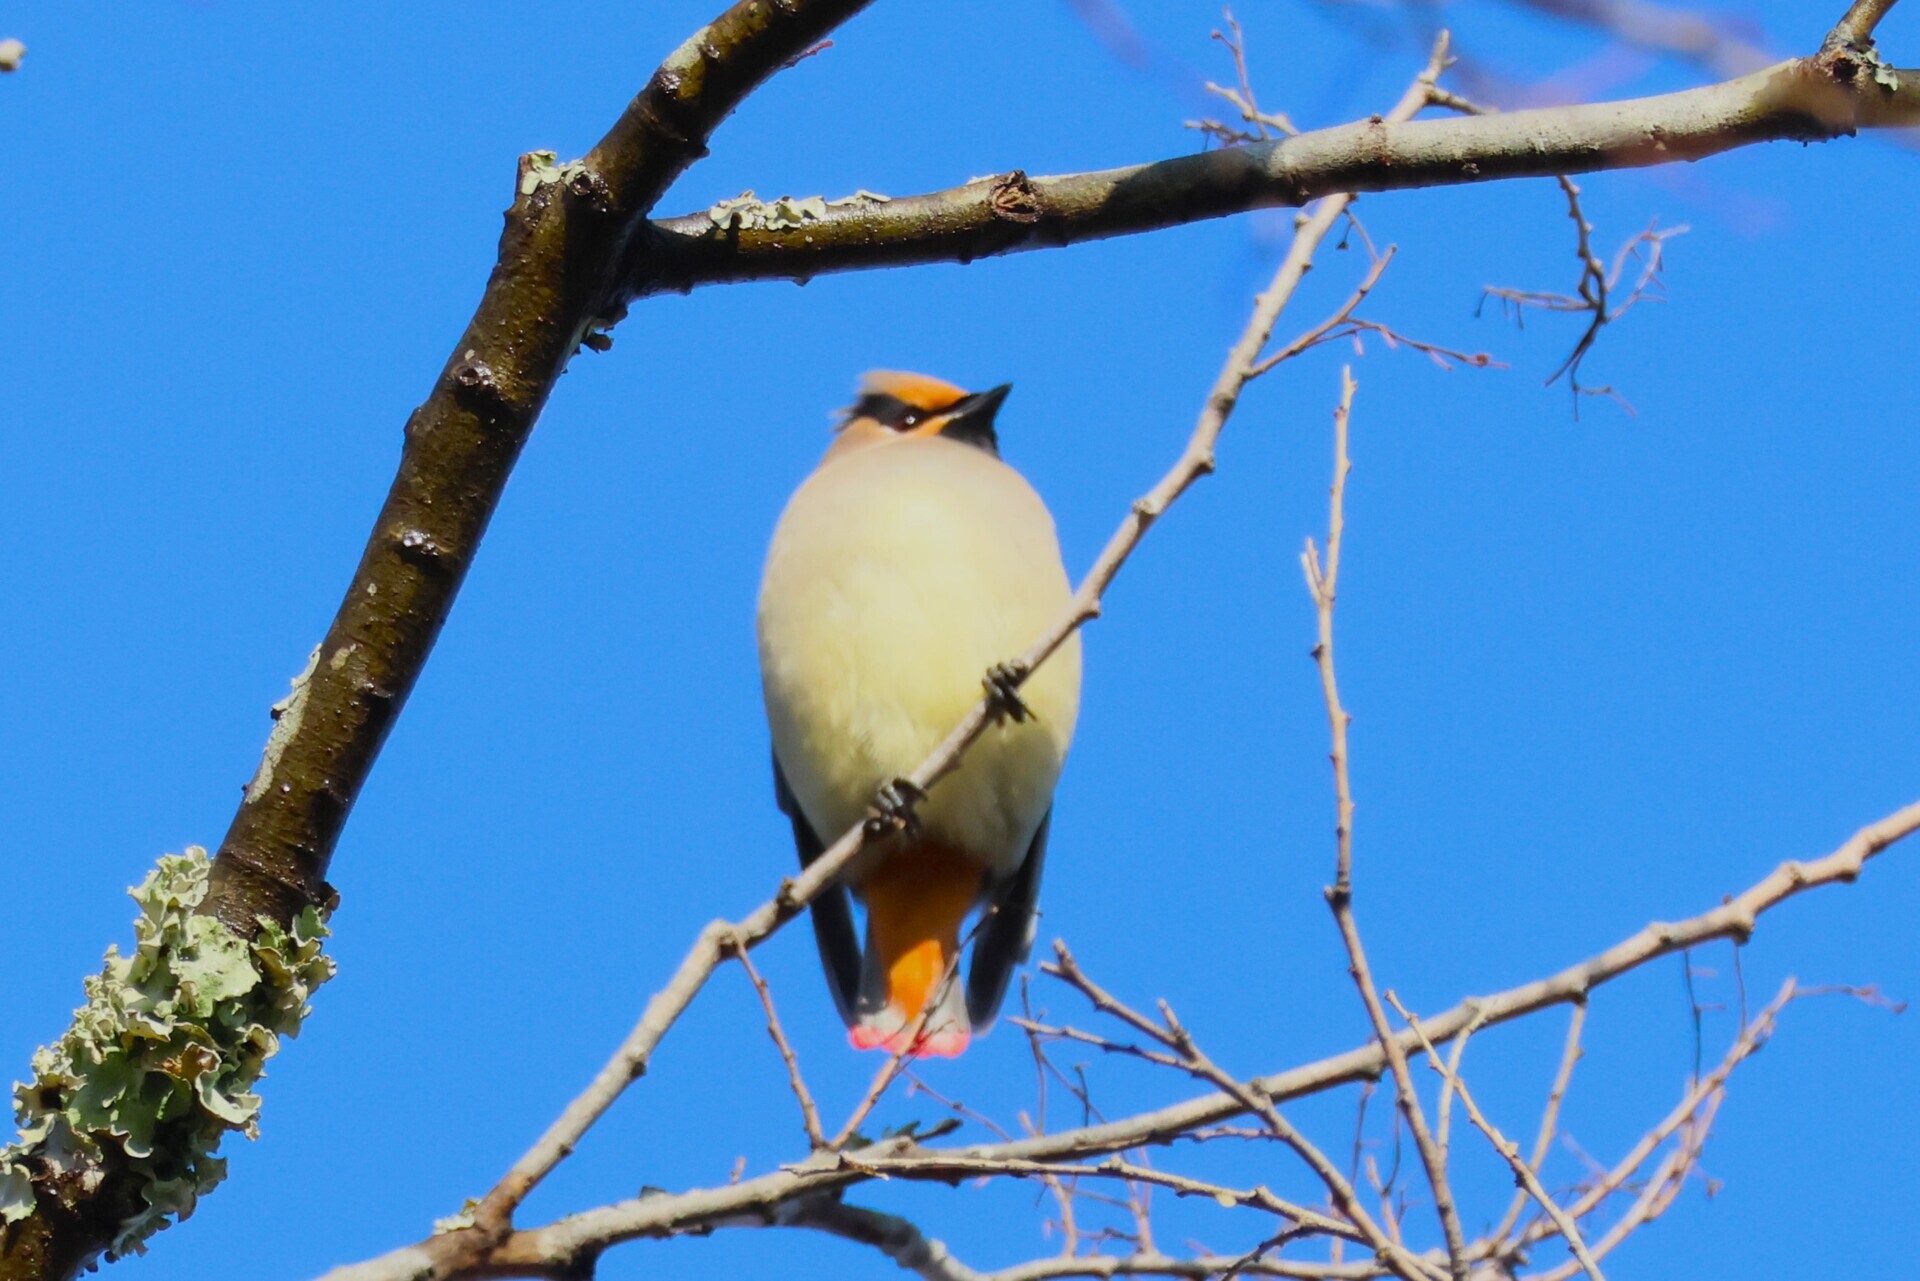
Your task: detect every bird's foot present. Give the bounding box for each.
[865,777,928,839]
[982,660,1033,724]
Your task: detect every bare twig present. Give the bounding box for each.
[1188,10,1298,145]
[1044,947,1441,1281]
[317,803,1919,1281]
[1303,370,1470,1280]
[1511,980,1836,1279]
[1489,1001,1587,1244]
[1431,76,1685,409]
[1829,0,1901,48]
[1247,244,1500,379]
[1479,176,1686,410]
[1016,1016,1191,1072]
[1431,1007,1482,1157]
[726,932,825,1150]
[1388,995,1606,1281]
[845,1149,1361,1243]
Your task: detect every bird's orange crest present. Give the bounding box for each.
[857,370,969,412]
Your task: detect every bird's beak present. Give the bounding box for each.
[945,383,1012,432]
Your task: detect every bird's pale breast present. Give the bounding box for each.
[758,435,1081,878]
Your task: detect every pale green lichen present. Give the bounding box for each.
[0,848,333,1259]
[432,1198,480,1235]
[706,188,892,232]
[518,150,595,197]
[245,644,320,804]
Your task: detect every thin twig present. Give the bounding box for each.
[1045,946,1443,1281]
[1829,0,1900,48]
[1512,981,1825,1279]
[318,817,1919,1281]
[1431,1005,1483,1157]
[1303,369,1471,1279]
[848,1151,1363,1243]
[1478,177,1685,410]
[726,931,825,1149]
[1388,995,1607,1281]
[1490,1001,1587,1244]
[1187,10,1298,145]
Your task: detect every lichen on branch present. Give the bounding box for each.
[1,850,332,1262]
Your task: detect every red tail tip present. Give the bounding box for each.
[850,1021,971,1059]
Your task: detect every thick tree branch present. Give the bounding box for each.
[634,49,1920,297]
[204,0,876,934]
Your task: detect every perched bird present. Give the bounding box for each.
[757,372,1082,1057]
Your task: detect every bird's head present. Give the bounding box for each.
[827,371,1012,460]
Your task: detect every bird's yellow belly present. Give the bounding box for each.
[758,441,1080,879]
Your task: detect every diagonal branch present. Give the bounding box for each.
[202,0,878,935]
[727,933,826,1150]
[316,801,1920,1279]
[1488,1002,1586,1245]
[971,795,1920,1167]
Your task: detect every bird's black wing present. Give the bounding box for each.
[773,753,863,1025]
[966,809,1051,1029]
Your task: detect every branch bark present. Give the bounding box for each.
[633,50,1920,298]
[204,0,877,934]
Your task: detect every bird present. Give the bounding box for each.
[757,371,1082,1058]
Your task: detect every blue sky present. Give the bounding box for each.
[3,2,1916,1278]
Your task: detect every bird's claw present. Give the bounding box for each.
[983,661,1033,724]
[865,777,928,838]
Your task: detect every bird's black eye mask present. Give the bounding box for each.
[843,389,1004,458]
[848,392,930,430]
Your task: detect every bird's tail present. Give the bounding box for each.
[851,846,980,1058]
